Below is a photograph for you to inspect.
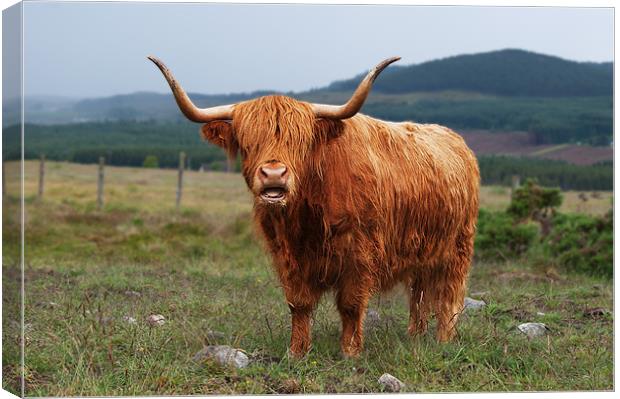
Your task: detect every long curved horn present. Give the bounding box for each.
[147,55,234,122]
[312,56,400,120]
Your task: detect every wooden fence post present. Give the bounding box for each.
[2,159,6,199]
[511,175,521,197]
[97,156,105,210]
[38,154,45,199]
[226,157,234,173]
[176,152,185,211]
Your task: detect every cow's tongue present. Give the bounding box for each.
[263,188,284,198]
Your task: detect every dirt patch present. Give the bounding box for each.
[460,130,612,165]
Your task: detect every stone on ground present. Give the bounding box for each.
[378,373,405,392]
[146,314,166,326]
[193,345,249,369]
[463,297,486,311]
[365,308,381,328]
[517,322,549,338]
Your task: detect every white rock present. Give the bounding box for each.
[517,322,549,338]
[122,316,137,324]
[464,297,486,311]
[378,373,405,392]
[193,345,249,369]
[536,312,546,316]
[146,314,166,326]
[365,309,381,328]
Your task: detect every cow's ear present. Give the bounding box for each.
[314,119,345,143]
[200,121,238,159]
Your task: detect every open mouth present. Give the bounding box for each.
[259,186,287,203]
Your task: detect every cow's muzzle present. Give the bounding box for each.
[257,162,289,204]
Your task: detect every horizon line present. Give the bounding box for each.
[18,47,615,101]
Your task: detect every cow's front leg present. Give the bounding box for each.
[287,303,313,358]
[336,278,372,358]
[285,286,321,359]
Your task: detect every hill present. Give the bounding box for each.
[19,49,612,122]
[327,49,613,97]
[9,49,613,149]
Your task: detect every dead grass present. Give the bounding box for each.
[4,160,252,221]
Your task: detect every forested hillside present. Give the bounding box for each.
[16,49,613,146]
[359,95,611,145]
[327,49,613,97]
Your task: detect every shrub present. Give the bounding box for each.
[475,180,612,279]
[475,209,539,260]
[545,210,612,278]
[142,155,159,168]
[507,178,563,221]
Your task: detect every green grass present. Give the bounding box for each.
[2,162,613,395]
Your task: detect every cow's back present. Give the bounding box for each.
[316,115,479,281]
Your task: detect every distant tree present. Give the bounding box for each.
[508,179,562,220]
[142,155,159,168]
[508,178,563,236]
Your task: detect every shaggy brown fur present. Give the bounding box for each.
[201,95,480,358]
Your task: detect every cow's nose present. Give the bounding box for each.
[258,163,288,185]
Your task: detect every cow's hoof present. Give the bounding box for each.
[436,329,457,343]
[407,324,428,337]
[341,347,362,359]
[286,348,308,361]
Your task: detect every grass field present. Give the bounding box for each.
[2,161,614,395]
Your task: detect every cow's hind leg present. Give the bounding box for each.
[434,235,474,342]
[336,275,373,358]
[408,269,431,336]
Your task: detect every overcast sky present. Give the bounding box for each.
[16,2,615,98]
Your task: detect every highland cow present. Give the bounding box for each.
[149,56,480,358]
